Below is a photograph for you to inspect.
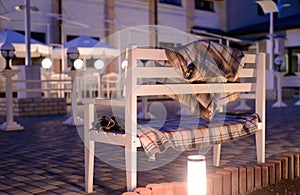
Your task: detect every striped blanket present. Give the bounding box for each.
[164,40,245,121]
[137,113,259,159]
[94,113,259,160]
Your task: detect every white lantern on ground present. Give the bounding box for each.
[187,155,206,195]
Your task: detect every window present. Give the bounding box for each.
[159,42,181,48]
[159,0,181,6]
[195,0,214,12]
[16,30,46,43]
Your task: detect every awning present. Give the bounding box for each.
[0,29,50,58]
[52,35,119,59]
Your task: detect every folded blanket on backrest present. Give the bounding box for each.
[164,40,244,121]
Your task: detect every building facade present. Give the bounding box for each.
[0,0,300,95]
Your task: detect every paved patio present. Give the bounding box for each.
[0,98,300,194]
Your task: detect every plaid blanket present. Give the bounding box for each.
[164,40,244,121]
[137,113,259,159]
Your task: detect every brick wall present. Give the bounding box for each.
[122,154,300,195]
[0,97,67,116]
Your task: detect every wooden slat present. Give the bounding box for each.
[240,54,256,65]
[133,67,181,78]
[90,131,127,146]
[94,98,125,106]
[90,131,141,147]
[239,69,256,78]
[240,93,256,99]
[133,48,167,61]
[133,83,256,96]
[81,98,125,106]
[131,67,256,79]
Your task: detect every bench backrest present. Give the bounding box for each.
[124,45,266,136]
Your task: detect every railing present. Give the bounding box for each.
[0,72,122,103]
[10,78,72,102]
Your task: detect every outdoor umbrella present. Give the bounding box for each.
[0,29,50,58]
[52,35,119,59]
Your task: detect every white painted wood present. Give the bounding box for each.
[84,103,95,193]
[132,83,256,96]
[213,144,221,167]
[89,131,141,147]
[239,93,256,99]
[82,47,266,192]
[125,45,138,191]
[255,53,266,164]
[0,70,24,131]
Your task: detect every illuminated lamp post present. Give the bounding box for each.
[94,59,105,98]
[256,0,278,90]
[294,55,300,106]
[256,1,290,90]
[121,59,128,98]
[67,47,80,71]
[1,43,15,70]
[63,47,81,125]
[272,56,287,108]
[0,43,24,131]
[41,57,52,97]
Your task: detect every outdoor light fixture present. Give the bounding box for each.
[14,5,39,12]
[67,47,80,70]
[297,54,300,72]
[94,59,105,98]
[121,59,128,70]
[74,59,84,70]
[256,0,278,72]
[41,57,52,69]
[187,155,206,195]
[274,56,284,72]
[1,43,15,70]
[94,59,105,70]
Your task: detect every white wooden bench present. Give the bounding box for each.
[83,46,266,193]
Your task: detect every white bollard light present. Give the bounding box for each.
[188,155,206,195]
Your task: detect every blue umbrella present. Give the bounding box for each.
[0,29,49,57]
[64,35,99,48]
[52,35,118,58]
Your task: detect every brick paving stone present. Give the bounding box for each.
[6,189,28,194]
[0,184,13,190]
[14,192,33,195]
[0,100,300,194]
[35,192,59,195]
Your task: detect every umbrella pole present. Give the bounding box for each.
[25,0,31,66]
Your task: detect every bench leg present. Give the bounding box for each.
[125,146,137,191]
[213,144,221,167]
[255,131,265,163]
[85,140,95,193]
[84,103,95,193]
